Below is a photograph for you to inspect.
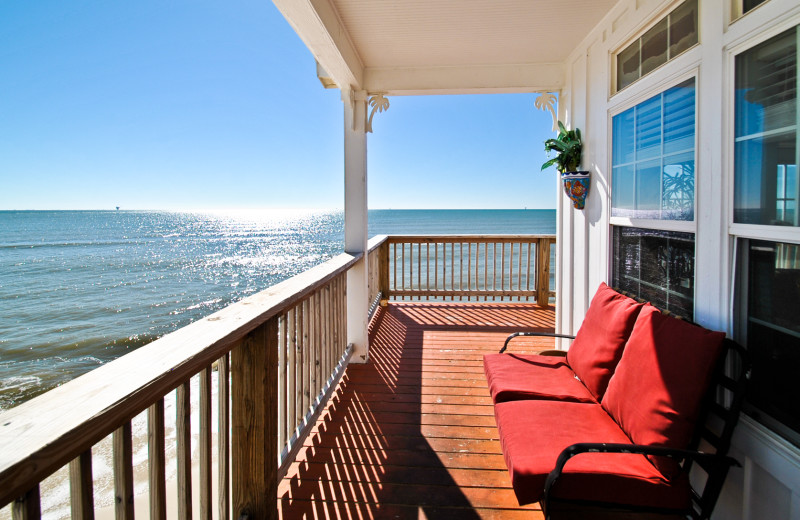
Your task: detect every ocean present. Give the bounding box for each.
[0,208,555,518]
[0,209,556,411]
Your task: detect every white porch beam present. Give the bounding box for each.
[364,62,565,96]
[272,0,364,89]
[343,88,369,363]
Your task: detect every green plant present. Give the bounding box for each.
[541,121,583,173]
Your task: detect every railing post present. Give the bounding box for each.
[231,317,278,520]
[378,240,390,304]
[537,238,552,307]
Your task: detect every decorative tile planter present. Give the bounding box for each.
[561,171,590,210]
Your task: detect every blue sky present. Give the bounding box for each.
[0,1,558,210]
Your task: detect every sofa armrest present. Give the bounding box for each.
[500,332,576,353]
[542,442,741,514]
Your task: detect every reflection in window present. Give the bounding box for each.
[616,0,698,91]
[612,226,695,318]
[737,239,800,446]
[734,26,798,226]
[612,79,695,220]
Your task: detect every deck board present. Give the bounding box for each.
[279,301,556,519]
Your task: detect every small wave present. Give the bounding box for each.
[0,240,136,251]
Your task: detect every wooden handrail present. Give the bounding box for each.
[0,251,361,513]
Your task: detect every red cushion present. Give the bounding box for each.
[601,306,726,476]
[566,283,644,400]
[495,400,691,509]
[483,353,596,404]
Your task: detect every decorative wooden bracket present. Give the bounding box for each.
[366,93,390,133]
[534,92,558,132]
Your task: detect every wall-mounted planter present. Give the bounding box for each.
[561,171,590,210]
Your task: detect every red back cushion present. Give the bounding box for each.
[601,306,726,476]
[566,283,644,400]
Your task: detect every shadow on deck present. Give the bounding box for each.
[279,302,556,519]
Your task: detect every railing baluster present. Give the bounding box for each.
[113,423,134,520]
[12,486,41,520]
[298,300,307,420]
[176,382,192,520]
[467,242,472,301]
[517,242,522,301]
[148,398,166,520]
[218,353,230,520]
[526,242,533,301]
[69,449,94,520]
[200,366,212,520]
[419,242,422,299]
[287,306,297,444]
[425,243,430,294]
[278,314,287,453]
[483,242,489,302]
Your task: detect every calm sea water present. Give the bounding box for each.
[0,209,555,410]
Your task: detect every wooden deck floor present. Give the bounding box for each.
[279,301,556,519]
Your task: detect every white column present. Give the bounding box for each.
[343,88,370,363]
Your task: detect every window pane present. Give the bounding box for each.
[636,96,663,161]
[669,0,698,57]
[641,19,668,76]
[636,159,662,217]
[734,132,798,225]
[617,42,640,91]
[735,28,797,138]
[664,79,695,154]
[739,239,800,446]
[662,152,695,220]
[612,79,695,221]
[612,227,694,317]
[612,165,635,215]
[613,108,635,165]
[743,0,768,14]
[734,26,798,227]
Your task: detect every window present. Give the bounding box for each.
[734,27,798,226]
[612,227,695,317]
[736,239,800,446]
[612,78,696,221]
[616,0,698,92]
[733,26,800,445]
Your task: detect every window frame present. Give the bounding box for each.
[608,70,701,319]
[728,18,800,446]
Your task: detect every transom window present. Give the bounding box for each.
[615,0,698,92]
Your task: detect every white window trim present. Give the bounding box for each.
[611,217,695,233]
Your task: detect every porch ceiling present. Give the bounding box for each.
[273,0,619,95]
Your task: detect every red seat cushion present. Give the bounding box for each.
[602,306,726,476]
[495,400,691,509]
[484,353,596,404]
[566,283,644,400]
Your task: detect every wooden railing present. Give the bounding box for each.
[0,252,358,520]
[368,235,555,305]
